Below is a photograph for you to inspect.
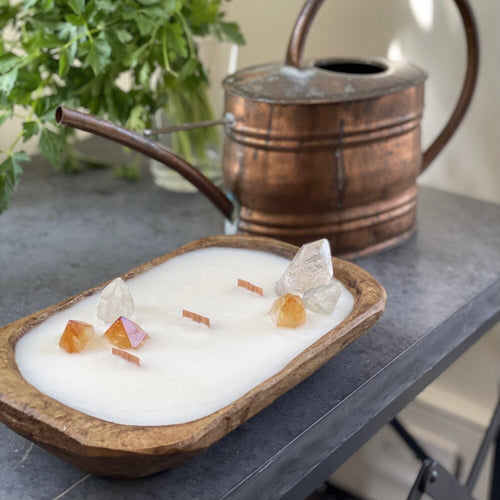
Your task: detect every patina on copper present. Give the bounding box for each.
[222,58,426,257]
[56,0,479,259]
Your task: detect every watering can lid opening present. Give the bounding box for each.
[223,56,427,105]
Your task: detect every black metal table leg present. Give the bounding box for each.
[391,399,500,500]
[491,429,500,500]
[407,460,475,500]
[466,399,500,494]
[390,419,429,462]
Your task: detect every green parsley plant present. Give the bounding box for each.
[0,0,244,213]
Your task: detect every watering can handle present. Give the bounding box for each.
[285,0,479,172]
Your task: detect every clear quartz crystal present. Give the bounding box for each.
[302,280,342,315]
[275,239,333,295]
[97,277,134,324]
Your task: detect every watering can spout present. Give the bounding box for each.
[55,106,234,221]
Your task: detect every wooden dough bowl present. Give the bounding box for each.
[0,236,386,478]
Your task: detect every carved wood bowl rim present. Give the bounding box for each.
[0,235,386,476]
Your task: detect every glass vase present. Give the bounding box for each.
[150,39,238,192]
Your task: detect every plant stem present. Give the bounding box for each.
[161,27,178,77]
[176,12,196,60]
[7,130,24,154]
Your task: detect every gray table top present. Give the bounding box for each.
[1,145,500,500]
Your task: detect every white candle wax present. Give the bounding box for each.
[16,247,354,426]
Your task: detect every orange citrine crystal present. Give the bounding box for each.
[59,320,95,353]
[270,294,306,328]
[103,316,148,349]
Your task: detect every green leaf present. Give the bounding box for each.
[190,0,218,26]
[9,152,29,185]
[0,53,19,73]
[10,76,41,105]
[125,105,148,131]
[68,0,85,15]
[13,151,30,163]
[165,21,188,64]
[65,13,86,26]
[133,12,158,36]
[218,22,245,45]
[22,121,39,142]
[58,50,69,77]
[0,67,18,96]
[39,128,65,166]
[111,88,133,123]
[115,28,132,43]
[0,151,29,213]
[95,0,117,13]
[136,0,161,5]
[127,43,149,67]
[57,21,75,40]
[20,0,37,10]
[86,37,111,75]
[138,62,151,87]
[31,95,62,123]
[0,110,12,127]
[30,17,60,33]
[41,0,55,12]
[68,39,78,61]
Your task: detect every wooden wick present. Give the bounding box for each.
[182,309,210,327]
[237,278,263,296]
[112,347,140,366]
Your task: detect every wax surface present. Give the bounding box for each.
[16,247,354,426]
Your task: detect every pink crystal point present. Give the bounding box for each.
[103,316,148,349]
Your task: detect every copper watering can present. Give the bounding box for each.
[56,0,479,259]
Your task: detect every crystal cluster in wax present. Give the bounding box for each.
[97,277,134,324]
[275,239,333,295]
[272,239,342,324]
[104,316,149,349]
[58,240,340,354]
[270,294,306,328]
[58,276,148,362]
[302,280,341,315]
[59,320,95,353]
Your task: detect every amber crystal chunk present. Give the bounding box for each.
[59,320,95,353]
[103,316,148,349]
[270,294,306,328]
